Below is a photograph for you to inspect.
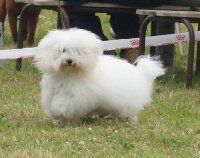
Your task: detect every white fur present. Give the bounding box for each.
[34,28,165,126]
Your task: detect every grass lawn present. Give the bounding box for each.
[0,10,200,158]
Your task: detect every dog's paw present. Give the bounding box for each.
[69,118,82,125]
[129,116,138,123]
[120,116,138,123]
[52,119,66,127]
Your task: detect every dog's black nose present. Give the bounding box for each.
[66,59,73,65]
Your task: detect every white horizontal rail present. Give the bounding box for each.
[0,31,200,60]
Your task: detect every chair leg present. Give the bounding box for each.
[181,18,195,89]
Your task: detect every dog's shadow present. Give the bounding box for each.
[80,115,116,125]
[48,115,130,128]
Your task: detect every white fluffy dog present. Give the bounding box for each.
[34,28,165,126]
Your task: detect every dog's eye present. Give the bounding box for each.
[60,48,66,54]
[62,49,66,53]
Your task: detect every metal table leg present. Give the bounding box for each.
[16,4,70,71]
[139,15,156,55]
[139,15,195,89]
[16,3,35,71]
[181,18,195,89]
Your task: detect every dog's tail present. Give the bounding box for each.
[134,56,165,81]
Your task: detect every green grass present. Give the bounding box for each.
[0,11,200,158]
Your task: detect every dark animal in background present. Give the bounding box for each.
[0,0,41,46]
